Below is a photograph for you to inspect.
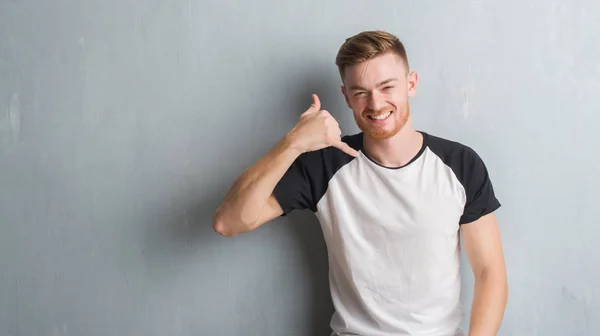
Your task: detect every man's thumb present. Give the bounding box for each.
[309,94,321,112]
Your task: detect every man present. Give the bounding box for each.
[212,30,508,336]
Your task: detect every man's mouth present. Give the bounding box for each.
[367,111,393,120]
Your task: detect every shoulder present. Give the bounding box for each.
[423,131,494,185]
[424,132,478,161]
[274,132,362,214]
[423,131,487,171]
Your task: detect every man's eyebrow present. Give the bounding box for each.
[348,78,398,91]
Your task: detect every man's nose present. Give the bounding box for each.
[367,91,386,111]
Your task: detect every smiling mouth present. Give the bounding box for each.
[367,111,393,120]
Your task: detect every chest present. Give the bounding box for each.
[315,154,466,238]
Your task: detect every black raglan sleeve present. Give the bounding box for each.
[272,154,317,215]
[459,148,501,224]
[272,134,361,216]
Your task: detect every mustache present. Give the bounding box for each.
[362,106,394,116]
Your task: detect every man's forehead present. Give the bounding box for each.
[344,54,406,88]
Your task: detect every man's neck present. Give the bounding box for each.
[362,123,424,168]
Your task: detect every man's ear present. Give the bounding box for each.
[341,85,351,108]
[407,71,418,98]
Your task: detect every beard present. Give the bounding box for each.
[354,103,410,140]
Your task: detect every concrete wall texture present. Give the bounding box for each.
[1,1,599,335]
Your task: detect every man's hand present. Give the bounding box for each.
[286,94,359,157]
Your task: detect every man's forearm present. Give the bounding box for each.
[468,268,508,336]
[212,135,301,235]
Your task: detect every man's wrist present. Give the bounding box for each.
[281,132,305,156]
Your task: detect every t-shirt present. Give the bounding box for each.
[272,131,501,336]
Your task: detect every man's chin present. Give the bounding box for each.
[359,123,404,140]
[366,130,398,140]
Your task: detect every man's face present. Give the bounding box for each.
[341,52,417,140]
